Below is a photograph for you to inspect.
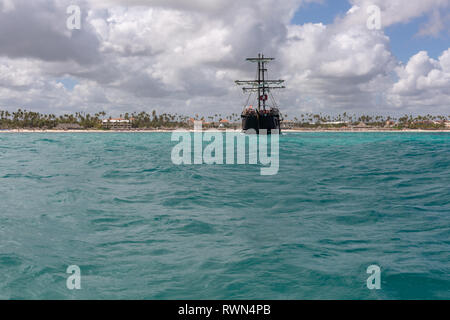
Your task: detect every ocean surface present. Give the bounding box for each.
[0,132,448,300]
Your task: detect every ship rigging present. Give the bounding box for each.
[236,54,285,134]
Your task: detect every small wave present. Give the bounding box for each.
[176,220,216,235]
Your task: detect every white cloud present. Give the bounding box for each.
[347,0,450,28]
[0,58,42,88]
[0,0,101,64]
[388,50,450,111]
[0,0,448,116]
[278,13,397,113]
[1,0,15,13]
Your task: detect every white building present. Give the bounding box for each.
[102,118,132,130]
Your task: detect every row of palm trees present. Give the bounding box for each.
[0,109,107,129]
[288,112,448,125]
[0,109,243,129]
[286,113,449,129]
[0,109,448,129]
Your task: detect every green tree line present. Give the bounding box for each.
[0,109,448,129]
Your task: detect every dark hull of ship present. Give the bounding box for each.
[242,113,281,134]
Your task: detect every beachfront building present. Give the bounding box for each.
[218,119,231,128]
[281,120,296,129]
[385,120,396,128]
[188,118,212,128]
[432,120,450,128]
[55,123,82,130]
[323,121,348,125]
[353,121,373,129]
[102,118,132,130]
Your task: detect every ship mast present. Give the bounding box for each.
[235,53,285,112]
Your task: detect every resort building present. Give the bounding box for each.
[432,120,450,128]
[385,120,396,127]
[281,120,296,129]
[219,119,230,128]
[102,118,132,130]
[323,121,348,125]
[188,118,212,127]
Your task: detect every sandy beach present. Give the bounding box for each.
[0,128,449,133]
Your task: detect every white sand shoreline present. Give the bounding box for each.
[0,129,449,133]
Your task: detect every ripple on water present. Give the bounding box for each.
[0,132,448,299]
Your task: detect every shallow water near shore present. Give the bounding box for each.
[0,132,449,299]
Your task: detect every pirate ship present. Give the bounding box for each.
[236,54,285,134]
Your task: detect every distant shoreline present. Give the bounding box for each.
[1,128,449,133]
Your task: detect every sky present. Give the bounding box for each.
[0,0,449,117]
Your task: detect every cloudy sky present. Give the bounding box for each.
[0,0,449,117]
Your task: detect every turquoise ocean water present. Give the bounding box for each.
[0,132,448,299]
